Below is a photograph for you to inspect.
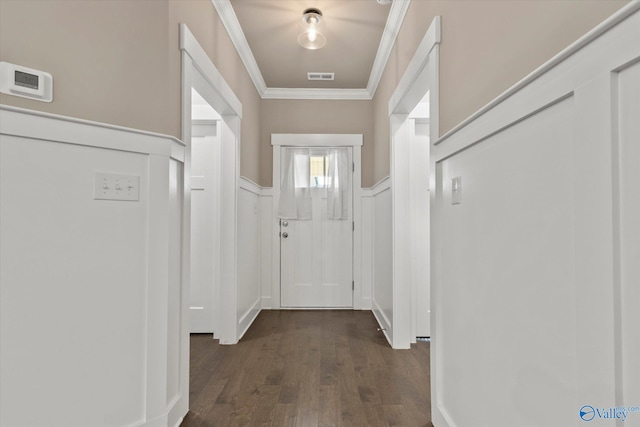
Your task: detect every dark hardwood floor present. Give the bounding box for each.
[181,310,432,427]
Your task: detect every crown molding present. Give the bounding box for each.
[367,0,411,98]
[211,0,267,96]
[263,88,372,100]
[211,0,410,101]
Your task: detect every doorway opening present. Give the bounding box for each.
[278,147,354,308]
[388,16,440,349]
[181,23,242,345]
[271,134,363,310]
[408,94,431,339]
[189,88,221,334]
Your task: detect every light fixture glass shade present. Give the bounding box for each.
[298,9,326,50]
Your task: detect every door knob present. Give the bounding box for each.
[282,221,288,227]
[282,232,288,238]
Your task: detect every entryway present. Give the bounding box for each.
[181,23,242,344]
[271,134,363,309]
[279,147,354,307]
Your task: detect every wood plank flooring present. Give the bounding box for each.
[181,310,432,427]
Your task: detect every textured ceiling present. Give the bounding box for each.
[229,0,391,90]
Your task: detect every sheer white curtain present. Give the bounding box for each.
[278,148,311,219]
[326,148,348,220]
[278,147,349,220]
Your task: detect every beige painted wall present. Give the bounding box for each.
[372,0,628,183]
[1,1,628,187]
[0,0,171,135]
[260,99,374,187]
[0,0,262,184]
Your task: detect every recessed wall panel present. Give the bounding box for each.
[439,98,577,427]
[618,60,640,406]
[373,186,393,331]
[0,135,147,426]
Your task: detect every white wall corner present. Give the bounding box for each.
[372,298,393,347]
[359,297,372,310]
[237,298,261,341]
[261,296,272,310]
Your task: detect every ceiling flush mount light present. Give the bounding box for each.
[298,8,326,50]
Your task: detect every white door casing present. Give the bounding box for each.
[271,134,363,310]
[280,148,354,308]
[387,16,440,349]
[181,23,242,344]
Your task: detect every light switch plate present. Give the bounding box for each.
[94,172,140,201]
[451,176,462,205]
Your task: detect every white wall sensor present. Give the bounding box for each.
[0,62,53,102]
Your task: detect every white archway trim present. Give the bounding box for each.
[180,23,241,345]
[180,24,242,118]
[389,16,441,116]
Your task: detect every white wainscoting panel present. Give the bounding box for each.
[359,190,373,310]
[0,106,187,427]
[440,98,576,427]
[617,58,640,409]
[237,178,262,340]
[370,177,393,346]
[260,190,273,309]
[166,157,185,420]
[430,5,640,427]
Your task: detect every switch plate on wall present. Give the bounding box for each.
[452,176,462,205]
[94,172,140,201]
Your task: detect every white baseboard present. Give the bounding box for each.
[237,298,261,341]
[372,299,392,347]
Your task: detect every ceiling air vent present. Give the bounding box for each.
[307,72,335,81]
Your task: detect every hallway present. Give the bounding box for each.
[182,311,431,427]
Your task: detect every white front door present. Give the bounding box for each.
[280,148,353,308]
